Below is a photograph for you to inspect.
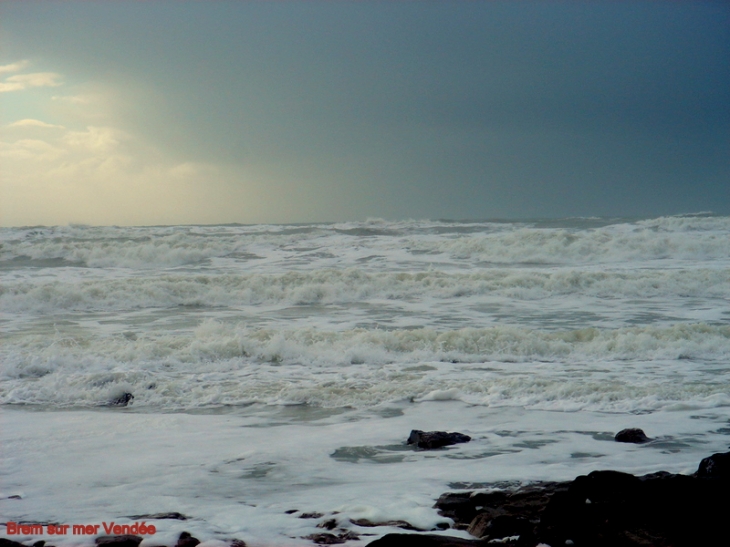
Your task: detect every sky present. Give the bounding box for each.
[1,1,728,226]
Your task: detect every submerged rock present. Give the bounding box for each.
[299,512,325,519]
[127,512,187,520]
[614,428,650,443]
[109,392,134,407]
[407,430,471,449]
[305,531,359,545]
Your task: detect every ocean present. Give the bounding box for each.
[2,214,729,546]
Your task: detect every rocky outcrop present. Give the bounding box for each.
[367,450,730,547]
[407,430,471,450]
[696,450,730,478]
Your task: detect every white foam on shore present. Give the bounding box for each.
[1,402,728,546]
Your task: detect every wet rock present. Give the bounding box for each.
[229,540,247,547]
[128,512,188,520]
[431,450,730,547]
[407,430,471,450]
[0,540,26,547]
[614,428,650,443]
[306,531,359,545]
[365,534,482,546]
[537,470,646,545]
[434,491,478,525]
[175,532,200,547]
[95,536,143,547]
[568,470,643,503]
[317,519,338,530]
[696,451,730,478]
[468,514,531,541]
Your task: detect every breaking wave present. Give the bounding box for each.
[2,268,728,312]
[2,322,729,411]
[1,214,729,269]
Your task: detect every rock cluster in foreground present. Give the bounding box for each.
[369,450,730,547]
[0,531,246,547]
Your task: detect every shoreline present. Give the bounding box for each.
[4,449,728,547]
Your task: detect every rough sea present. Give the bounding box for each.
[2,214,729,546]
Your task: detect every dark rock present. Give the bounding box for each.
[438,456,729,547]
[696,451,730,478]
[537,471,647,546]
[109,393,134,407]
[128,512,188,520]
[33,542,45,547]
[95,536,143,547]
[568,470,643,503]
[229,540,247,547]
[0,540,26,547]
[615,428,650,443]
[407,430,471,450]
[306,531,359,545]
[365,534,482,547]
[436,481,566,532]
[434,491,478,525]
[175,532,200,547]
[306,534,340,545]
[350,518,425,531]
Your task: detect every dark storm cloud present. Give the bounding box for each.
[1,1,728,223]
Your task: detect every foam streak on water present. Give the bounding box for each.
[1,214,729,545]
